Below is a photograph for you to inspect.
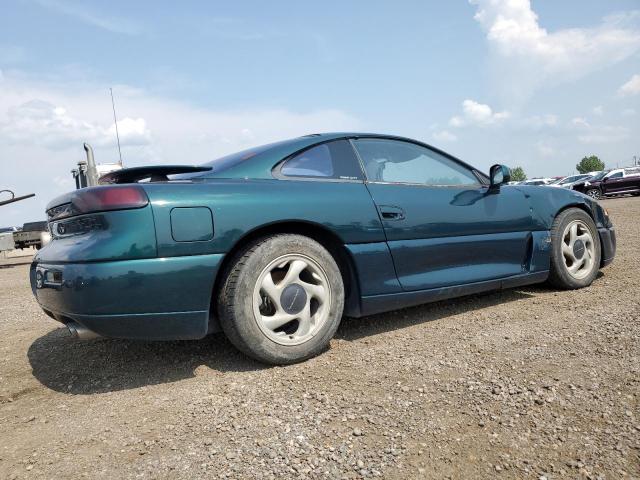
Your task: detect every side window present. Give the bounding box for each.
[608,172,623,179]
[280,140,363,180]
[352,139,479,186]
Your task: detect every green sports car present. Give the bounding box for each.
[31,133,616,364]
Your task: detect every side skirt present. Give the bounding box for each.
[358,271,549,317]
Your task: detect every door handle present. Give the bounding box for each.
[379,205,405,221]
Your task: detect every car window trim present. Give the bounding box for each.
[348,137,487,187]
[272,139,366,183]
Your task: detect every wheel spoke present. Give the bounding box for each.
[561,242,573,258]
[260,273,280,304]
[261,311,297,331]
[296,302,312,337]
[584,248,593,269]
[300,280,327,303]
[280,259,307,287]
[569,223,578,244]
[576,233,591,243]
[568,257,585,274]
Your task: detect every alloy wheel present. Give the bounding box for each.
[252,254,331,346]
[561,220,596,280]
[587,189,601,200]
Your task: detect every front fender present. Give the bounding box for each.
[514,185,607,229]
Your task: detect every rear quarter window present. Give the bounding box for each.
[278,140,363,181]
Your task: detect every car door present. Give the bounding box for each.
[351,138,535,291]
[625,173,640,193]
[601,171,625,195]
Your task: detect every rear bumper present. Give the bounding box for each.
[30,254,223,340]
[598,226,616,267]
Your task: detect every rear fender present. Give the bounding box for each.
[34,206,157,263]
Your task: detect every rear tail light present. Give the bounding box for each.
[48,186,149,221]
[73,186,149,214]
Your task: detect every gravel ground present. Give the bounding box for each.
[0,197,638,479]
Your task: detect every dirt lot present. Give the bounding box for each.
[0,198,638,479]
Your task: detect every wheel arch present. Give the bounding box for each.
[211,220,362,321]
[554,202,594,222]
[552,202,609,266]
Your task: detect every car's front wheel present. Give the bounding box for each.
[548,208,601,289]
[217,234,344,365]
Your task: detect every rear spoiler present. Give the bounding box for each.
[98,165,212,185]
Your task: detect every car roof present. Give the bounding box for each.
[202,132,481,180]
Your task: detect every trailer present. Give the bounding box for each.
[13,222,51,250]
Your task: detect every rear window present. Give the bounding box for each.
[198,143,276,173]
[279,140,363,180]
[172,141,287,180]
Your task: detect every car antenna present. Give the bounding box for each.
[110,87,123,166]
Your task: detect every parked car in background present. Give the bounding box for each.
[549,174,592,188]
[30,132,616,364]
[13,221,51,250]
[572,167,640,199]
[520,178,555,186]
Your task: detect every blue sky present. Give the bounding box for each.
[1,0,639,223]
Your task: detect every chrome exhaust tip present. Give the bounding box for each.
[66,321,100,340]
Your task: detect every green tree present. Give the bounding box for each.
[576,155,605,174]
[510,166,527,182]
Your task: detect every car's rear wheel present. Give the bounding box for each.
[586,188,601,200]
[217,234,344,365]
[548,208,601,289]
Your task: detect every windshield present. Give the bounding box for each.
[589,171,608,181]
[559,175,584,184]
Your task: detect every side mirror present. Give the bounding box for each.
[602,176,609,182]
[489,164,511,190]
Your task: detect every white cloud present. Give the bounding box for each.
[107,118,151,146]
[449,116,464,128]
[0,69,363,222]
[0,100,150,149]
[567,115,628,143]
[618,74,640,96]
[470,0,640,101]
[432,130,457,142]
[592,106,604,116]
[536,141,554,157]
[449,99,510,127]
[571,117,590,128]
[524,114,558,128]
[578,125,629,144]
[622,108,636,116]
[0,71,361,157]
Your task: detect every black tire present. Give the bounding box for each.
[585,188,601,200]
[548,208,601,289]
[217,234,344,365]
